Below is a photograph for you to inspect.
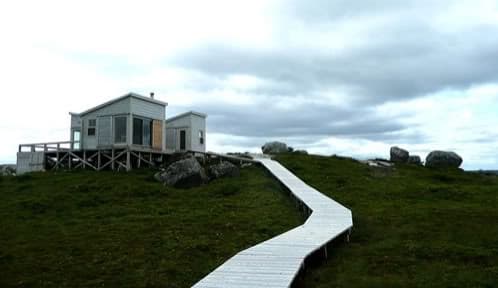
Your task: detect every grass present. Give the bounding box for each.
[275,153,498,288]
[0,166,302,288]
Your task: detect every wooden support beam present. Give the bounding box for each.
[111,149,115,171]
[126,149,131,171]
[130,151,153,167]
[68,152,98,171]
[98,150,127,171]
[53,153,69,170]
[68,152,72,170]
[83,151,86,169]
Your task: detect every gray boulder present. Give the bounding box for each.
[0,165,16,176]
[390,146,409,163]
[208,161,240,179]
[425,151,463,168]
[262,141,288,154]
[407,155,422,165]
[154,156,208,188]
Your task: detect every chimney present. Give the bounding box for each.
[150,92,155,99]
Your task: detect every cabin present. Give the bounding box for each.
[17,92,207,174]
[166,111,207,152]
[69,92,168,152]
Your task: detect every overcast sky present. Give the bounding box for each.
[1,0,497,170]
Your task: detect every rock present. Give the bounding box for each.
[407,155,422,165]
[0,165,16,176]
[287,146,294,152]
[208,161,240,179]
[425,151,463,168]
[154,156,208,188]
[390,146,409,163]
[261,141,288,154]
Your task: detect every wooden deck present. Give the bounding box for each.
[192,156,353,288]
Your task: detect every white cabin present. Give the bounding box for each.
[165,111,207,153]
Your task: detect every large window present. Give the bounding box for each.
[199,130,204,145]
[114,116,127,143]
[133,117,152,146]
[87,119,96,136]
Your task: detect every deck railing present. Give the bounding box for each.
[18,141,80,153]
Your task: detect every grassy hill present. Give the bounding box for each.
[275,154,498,288]
[1,154,497,287]
[0,167,302,288]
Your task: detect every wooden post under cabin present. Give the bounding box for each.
[126,149,131,171]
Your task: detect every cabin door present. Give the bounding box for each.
[180,130,186,150]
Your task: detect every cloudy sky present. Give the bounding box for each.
[1,0,497,170]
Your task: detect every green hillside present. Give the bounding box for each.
[275,154,498,288]
[1,153,497,288]
[0,167,301,288]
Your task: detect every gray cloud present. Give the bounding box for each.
[167,0,498,158]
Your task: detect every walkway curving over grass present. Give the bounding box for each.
[192,157,353,288]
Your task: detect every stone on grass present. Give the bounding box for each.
[262,141,288,154]
[154,156,208,188]
[390,146,409,163]
[425,151,463,168]
[208,161,240,179]
[407,155,422,165]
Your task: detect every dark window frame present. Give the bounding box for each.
[87,119,96,136]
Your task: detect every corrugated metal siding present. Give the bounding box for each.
[130,97,164,119]
[16,152,45,175]
[98,116,112,146]
[82,97,130,118]
[190,115,206,152]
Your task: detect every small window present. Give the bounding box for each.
[199,130,204,145]
[87,128,96,136]
[88,119,96,136]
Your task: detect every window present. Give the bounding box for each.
[133,118,143,145]
[87,119,96,136]
[199,130,204,145]
[114,116,127,143]
[72,130,81,150]
[133,117,153,146]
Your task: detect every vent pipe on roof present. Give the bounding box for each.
[150,92,155,99]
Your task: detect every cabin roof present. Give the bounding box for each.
[165,111,207,123]
[70,92,168,117]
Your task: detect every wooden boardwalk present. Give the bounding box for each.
[192,157,353,288]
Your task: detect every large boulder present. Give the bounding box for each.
[262,141,288,154]
[390,146,409,163]
[208,161,240,180]
[407,155,422,165]
[0,165,16,176]
[425,151,463,168]
[154,156,208,188]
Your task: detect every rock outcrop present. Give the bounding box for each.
[154,156,208,188]
[407,155,422,165]
[208,161,240,179]
[0,165,16,176]
[262,141,289,154]
[425,151,463,168]
[390,146,409,163]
